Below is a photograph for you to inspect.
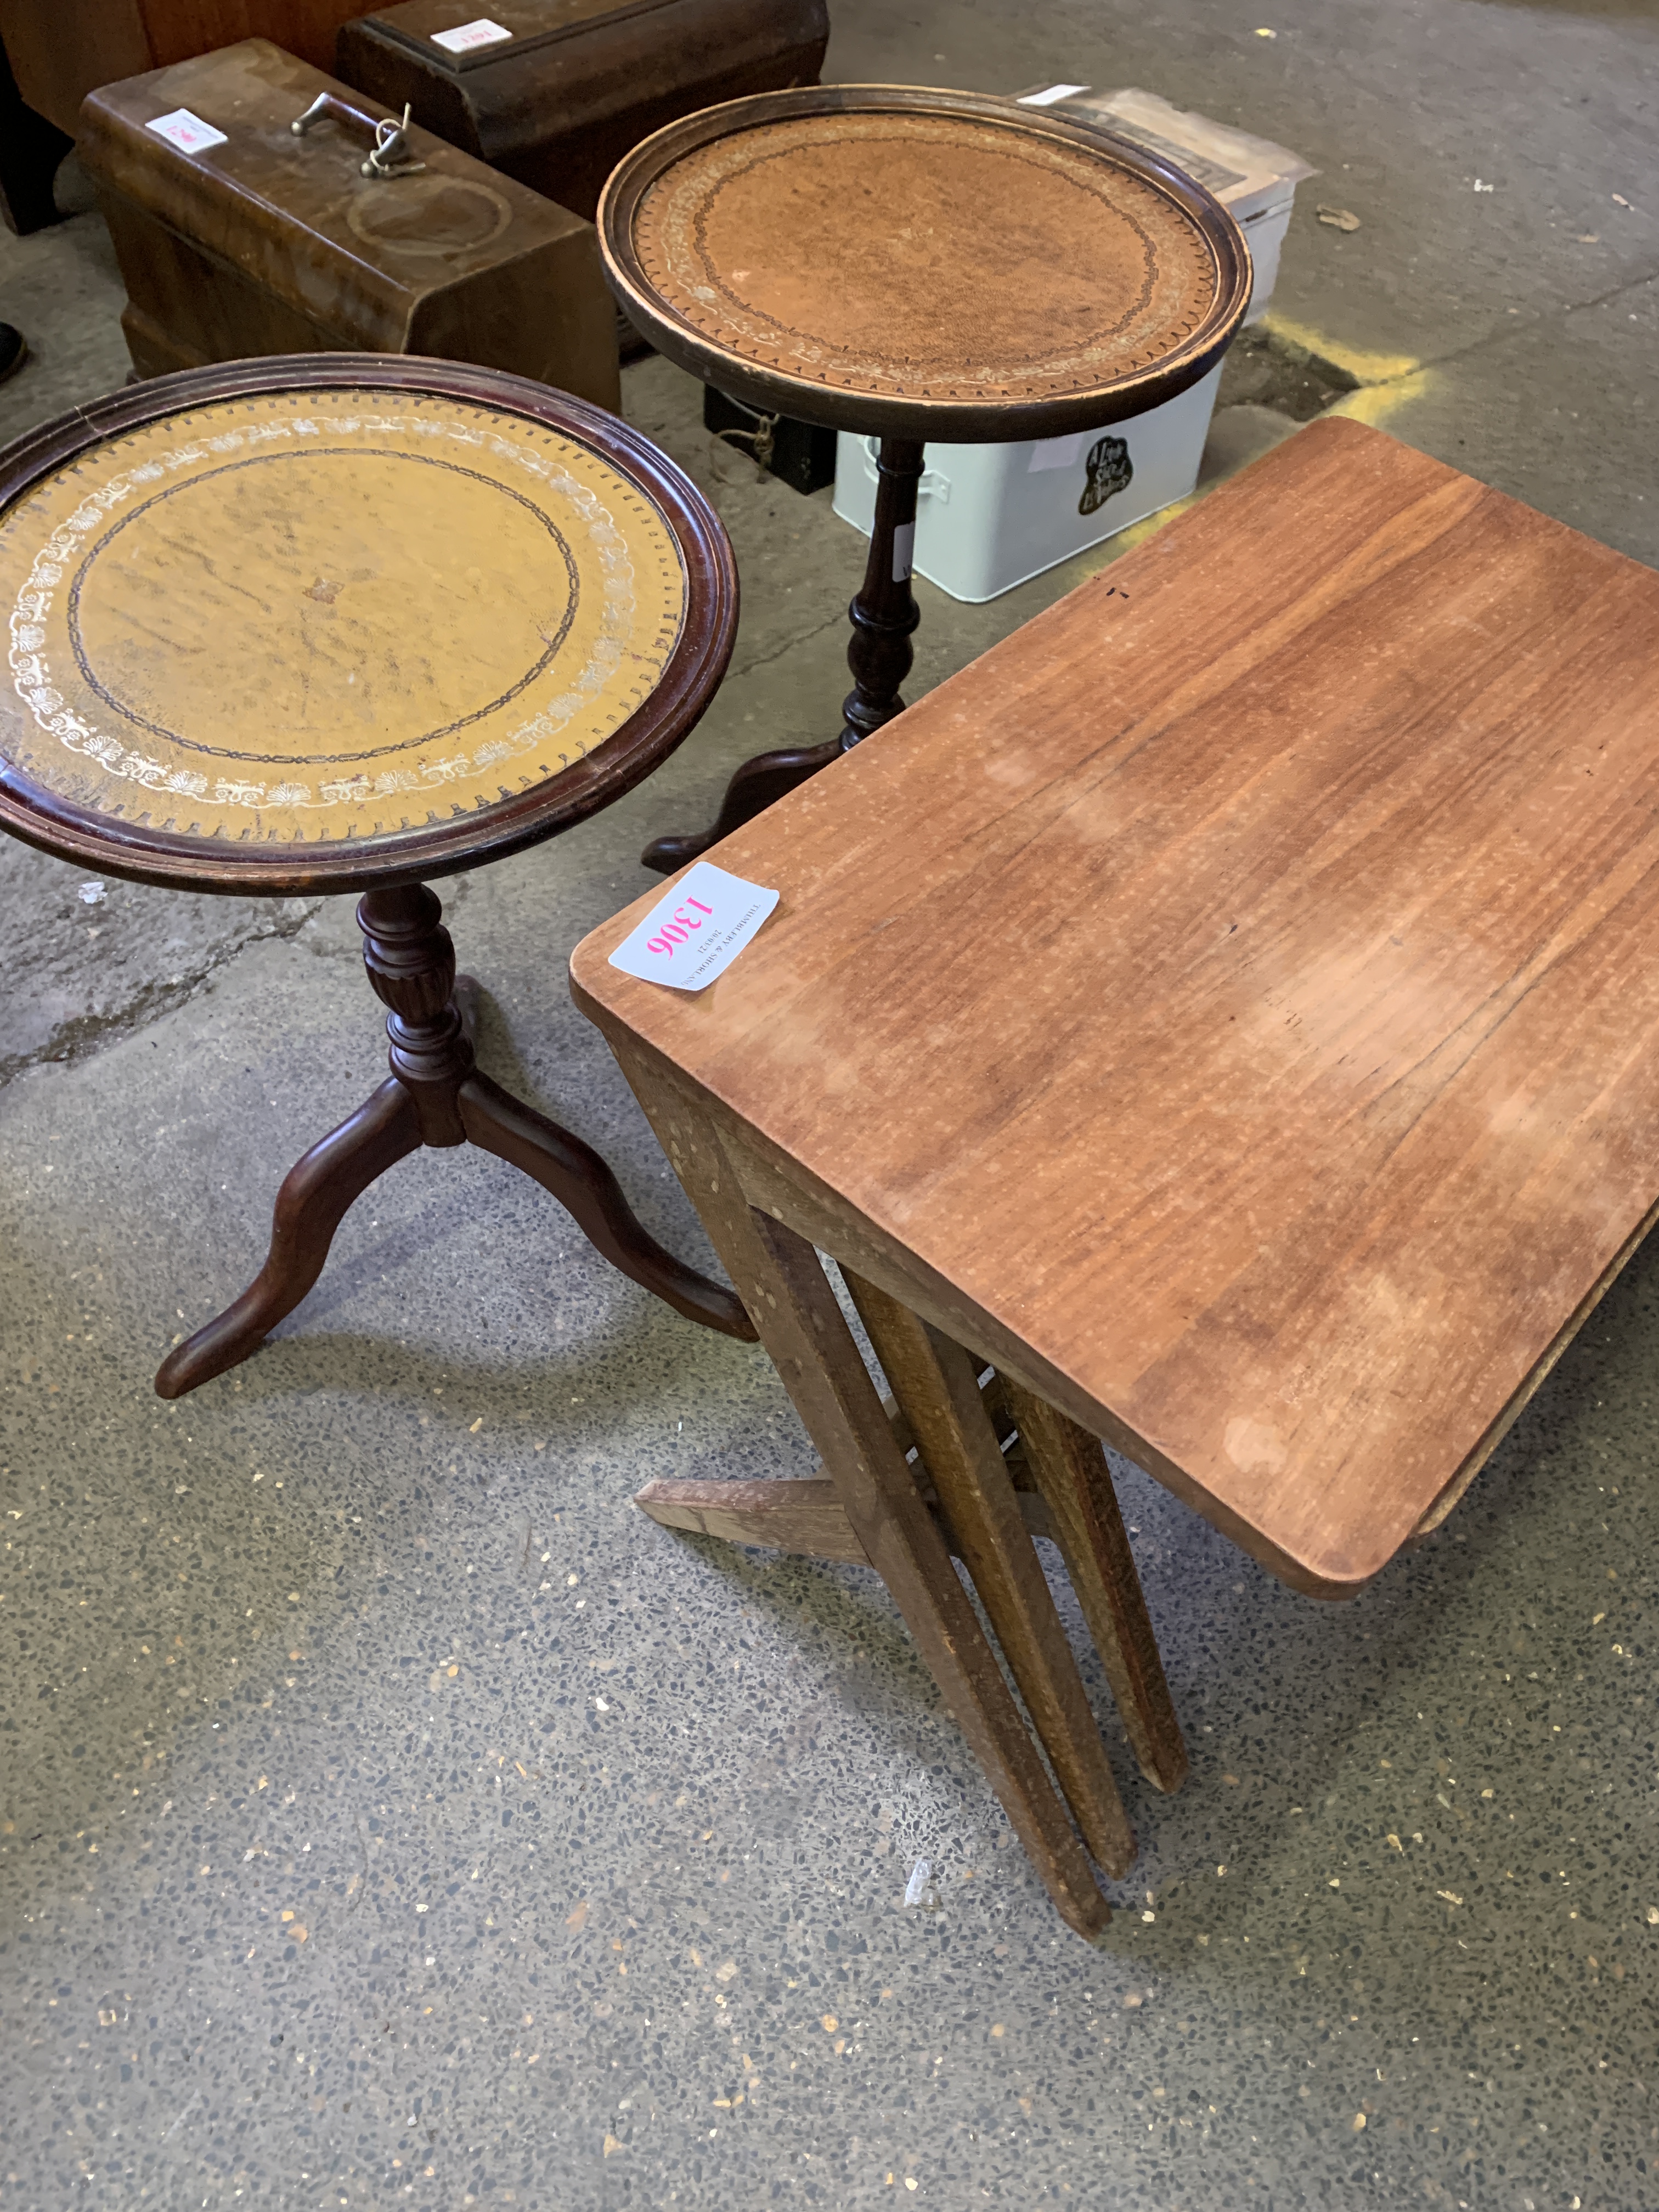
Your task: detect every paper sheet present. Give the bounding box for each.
[607,861,780,993]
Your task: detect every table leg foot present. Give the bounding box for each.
[458,1069,756,1340]
[156,893,753,1393]
[640,739,842,874]
[154,1078,421,1399]
[636,1470,1055,1564]
[635,1476,871,1562]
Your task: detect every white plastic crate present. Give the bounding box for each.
[831,86,1312,603]
[833,362,1223,605]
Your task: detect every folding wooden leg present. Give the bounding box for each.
[844,1273,1137,1879]
[611,1042,1111,1940]
[633,1403,1184,1795]
[634,1476,871,1564]
[1000,1378,1188,1794]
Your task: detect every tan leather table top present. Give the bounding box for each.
[0,385,684,851]
[573,419,1659,1596]
[630,106,1223,407]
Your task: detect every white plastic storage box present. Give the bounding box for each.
[831,85,1311,604]
[834,363,1223,606]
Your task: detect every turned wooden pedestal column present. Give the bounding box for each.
[156,885,753,1398]
[641,437,923,873]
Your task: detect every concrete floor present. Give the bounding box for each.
[3,2,1658,2207]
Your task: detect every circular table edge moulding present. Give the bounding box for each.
[599,83,1254,443]
[0,353,738,897]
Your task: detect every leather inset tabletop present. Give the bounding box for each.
[630,110,1223,405]
[0,387,686,851]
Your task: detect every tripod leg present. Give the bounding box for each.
[640,740,841,875]
[457,1069,755,1341]
[154,1079,422,1398]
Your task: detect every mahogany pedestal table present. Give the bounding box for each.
[572,416,1659,1936]
[596,83,1251,873]
[0,354,757,1398]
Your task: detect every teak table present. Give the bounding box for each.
[0,354,755,1396]
[572,418,1659,1936]
[597,83,1250,873]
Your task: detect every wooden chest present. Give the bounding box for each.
[77,38,620,409]
[335,0,829,222]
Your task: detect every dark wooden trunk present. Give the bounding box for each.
[336,0,828,222]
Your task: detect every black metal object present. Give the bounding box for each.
[0,38,71,238]
[703,384,838,496]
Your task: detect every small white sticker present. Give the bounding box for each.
[891,521,916,583]
[607,860,779,993]
[1018,83,1090,108]
[431,17,513,53]
[145,108,228,154]
[1028,431,1089,473]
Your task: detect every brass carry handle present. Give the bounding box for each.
[290,92,426,179]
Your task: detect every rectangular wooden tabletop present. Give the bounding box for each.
[571,419,1659,1597]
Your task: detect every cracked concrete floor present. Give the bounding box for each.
[3,2,1659,2208]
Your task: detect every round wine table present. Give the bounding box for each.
[597,84,1252,872]
[0,354,754,1396]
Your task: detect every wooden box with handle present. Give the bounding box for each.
[334,0,828,223]
[76,37,620,408]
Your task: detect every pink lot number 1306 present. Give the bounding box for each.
[647,896,714,957]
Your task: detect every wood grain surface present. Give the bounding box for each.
[572,417,1659,1596]
[844,1271,1137,1877]
[0,1,381,134]
[1001,1377,1188,1793]
[631,1471,1058,1561]
[634,1476,874,1563]
[79,41,619,403]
